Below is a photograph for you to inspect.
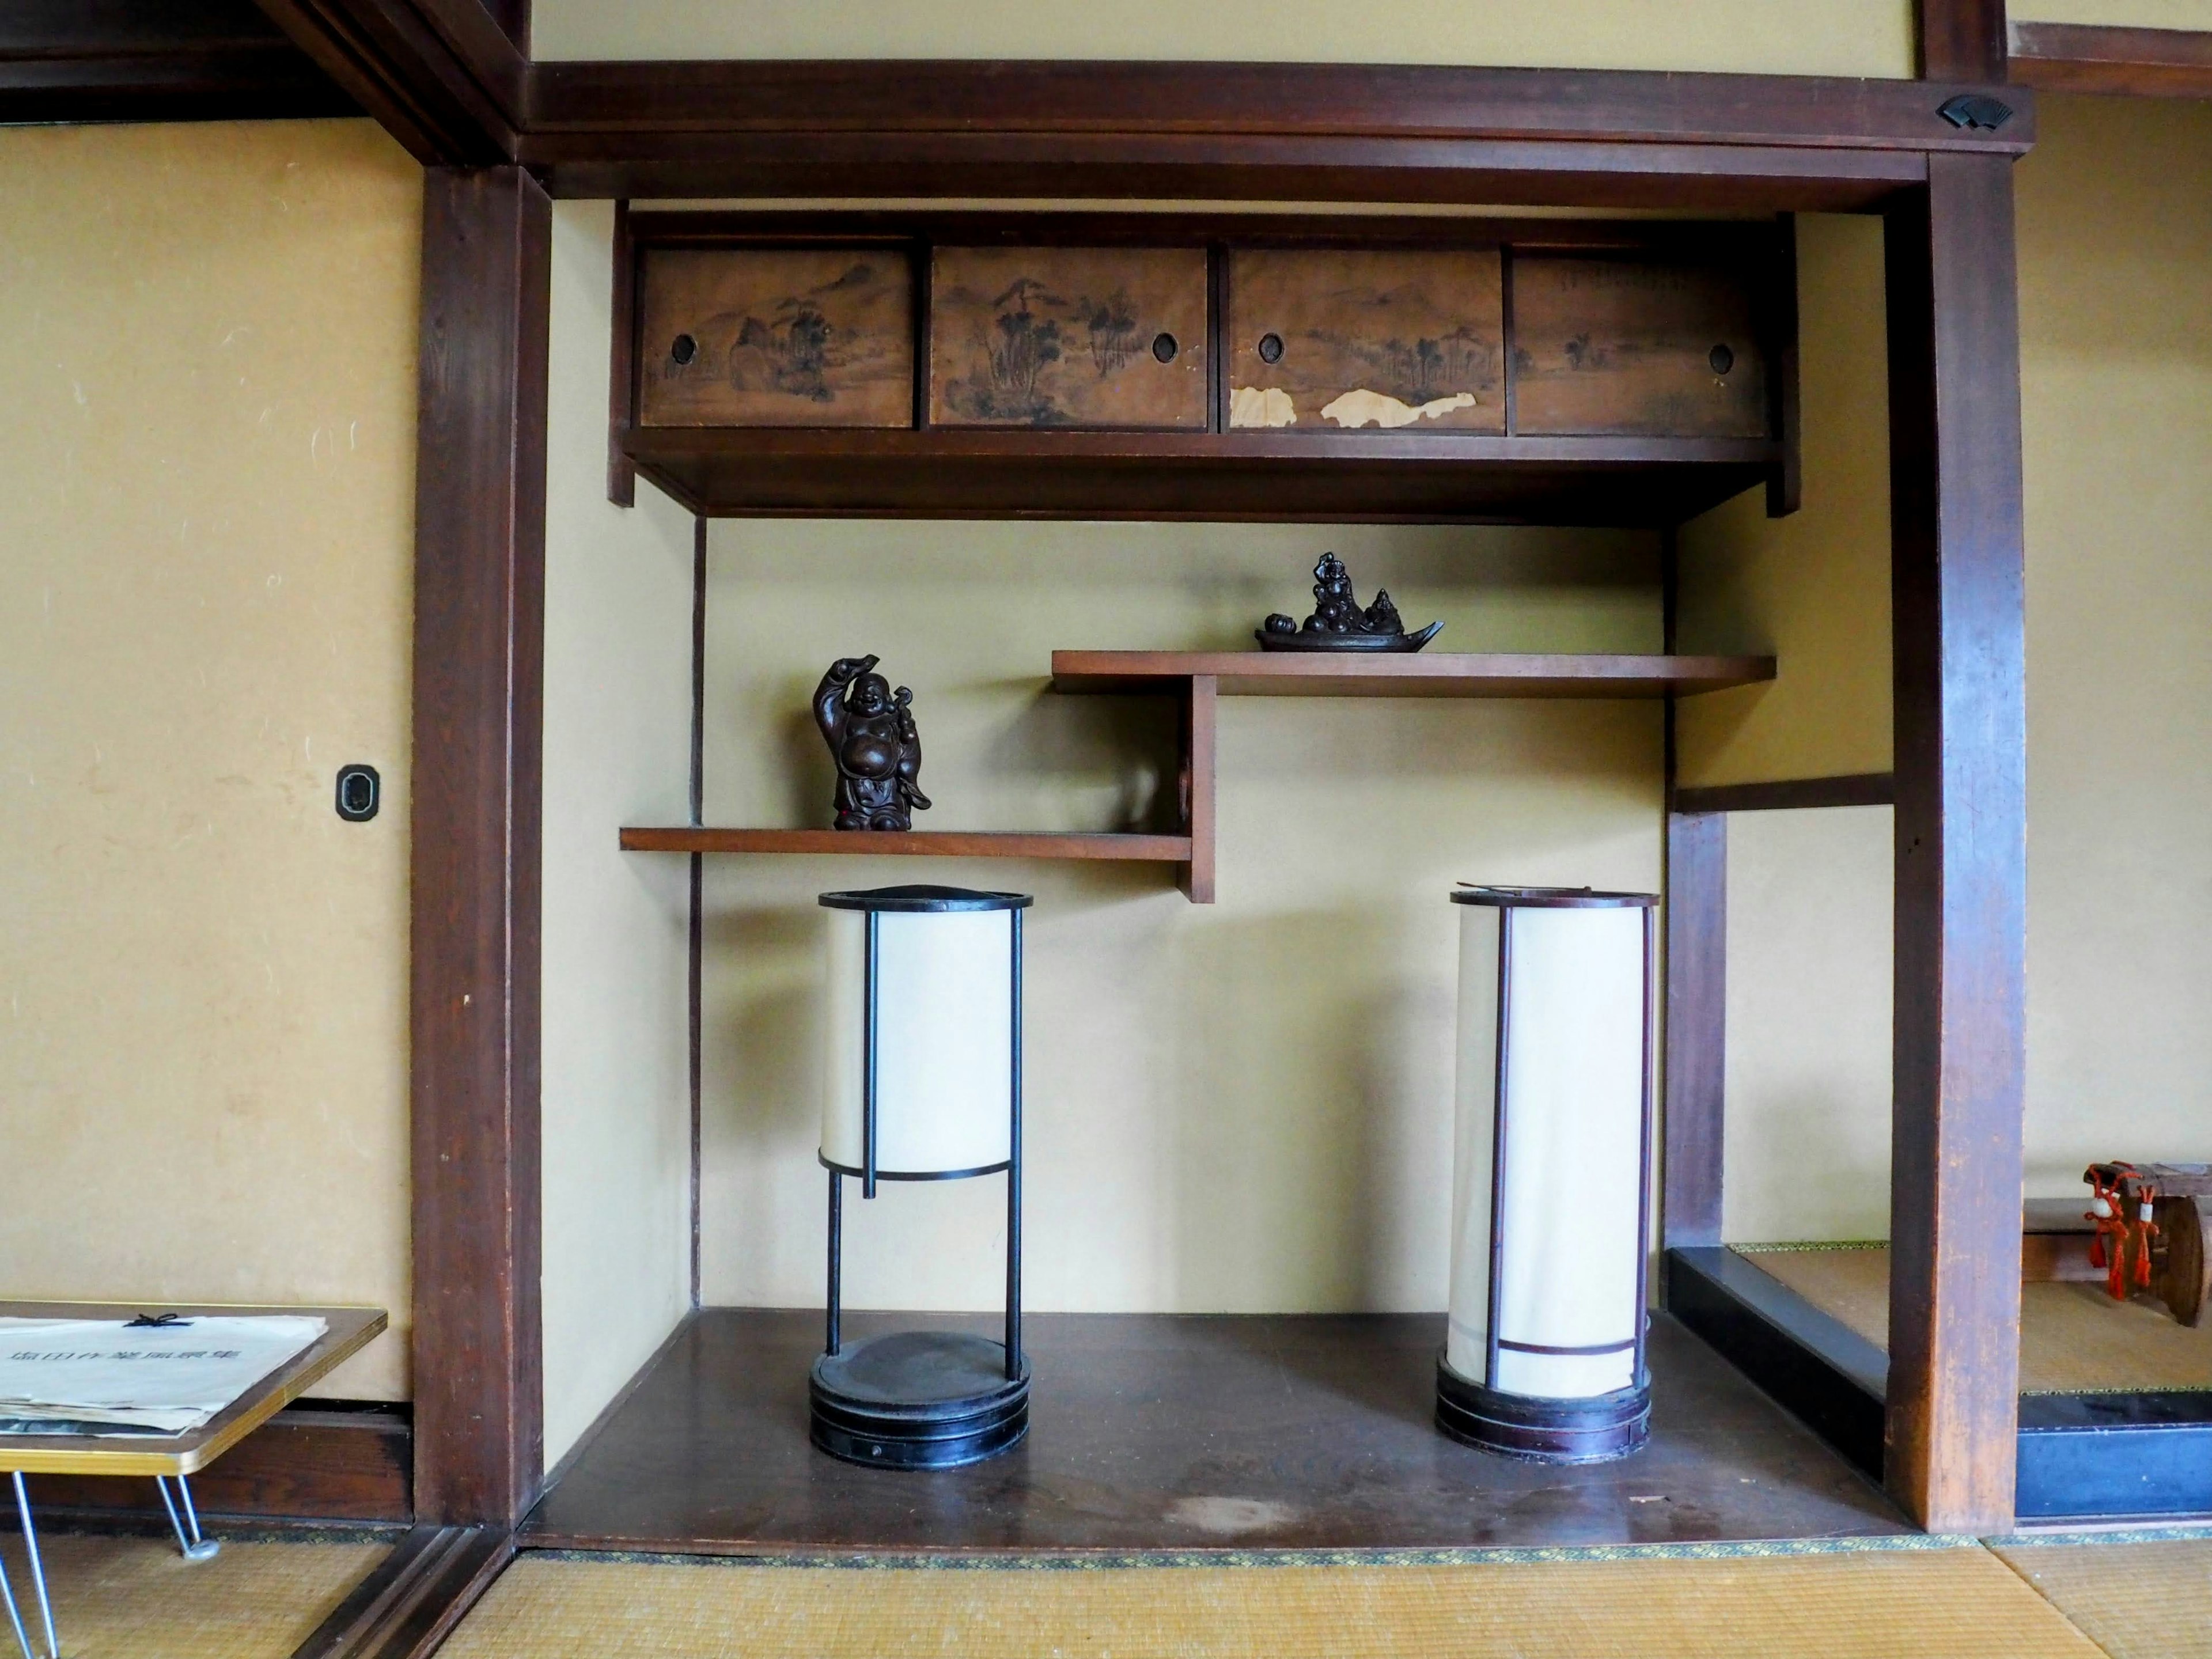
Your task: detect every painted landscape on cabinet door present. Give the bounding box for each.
[929,247,1210,429]
[1511,256,1768,438]
[639,248,915,427]
[1226,249,1505,433]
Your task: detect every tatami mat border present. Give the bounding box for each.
[1991,1523,2212,1547]
[1729,1241,1891,1253]
[520,1535,1976,1571]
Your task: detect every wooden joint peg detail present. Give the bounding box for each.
[1179,675,1217,904]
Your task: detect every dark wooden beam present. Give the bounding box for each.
[249,0,521,165]
[1672,774,1896,814]
[1662,812,1728,1249]
[2009,23,2212,99]
[1883,154,2028,1535]
[520,60,2028,207]
[1918,0,2009,83]
[411,165,551,1529]
[0,0,355,123]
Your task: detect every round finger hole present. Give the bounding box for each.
[1152,332,1179,363]
[1708,343,1735,376]
[671,333,699,366]
[1257,332,1285,365]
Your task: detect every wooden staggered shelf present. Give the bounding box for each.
[623,652,1771,903]
[618,827,1190,862]
[1050,650,1775,698]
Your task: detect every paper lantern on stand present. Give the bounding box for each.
[811,885,1030,1469]
[1437,885,1658,1463]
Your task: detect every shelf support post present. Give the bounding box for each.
[1179,675,1217,905]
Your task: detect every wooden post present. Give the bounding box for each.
[1916,0,2010,82]
[410,165,552,1528]
[1662,811,1728,1249]
[1179,675,1218,904]
[1882,153,2028,1535]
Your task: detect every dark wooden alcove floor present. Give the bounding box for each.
[522,1310,1908,1554]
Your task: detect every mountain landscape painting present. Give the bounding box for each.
[1227,249,1506,433]
[930,247,1209,429]
[640,247,914,427]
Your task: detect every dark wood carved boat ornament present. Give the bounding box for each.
[1257,553,1442,652]
[815,655,931,831]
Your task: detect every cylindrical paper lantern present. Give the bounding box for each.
[810,885,1031,1470]
[1437,885,1658,1463]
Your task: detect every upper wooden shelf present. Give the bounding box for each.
[1050,651,1776,698]
[622,429,1778,528]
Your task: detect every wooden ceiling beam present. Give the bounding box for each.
[2008,23,2212,100]
[518,59,2028,209]
[249,0,523,165]
[0,0,356,124]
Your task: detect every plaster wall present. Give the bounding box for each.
[531,0,1914,77]
[538,203,696,1468]
[694,521,1665,1314]
[1702,94,2212,1241]
[0,120,420,1397]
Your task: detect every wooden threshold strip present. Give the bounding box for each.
[620,828,1191,862]
[290,1525,513,1659]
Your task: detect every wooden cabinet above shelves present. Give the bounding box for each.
[611,213,1798,526]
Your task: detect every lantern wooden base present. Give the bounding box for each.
[809,1331,1031,1470]
[1434,1355,1651,1464]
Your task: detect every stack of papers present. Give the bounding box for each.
[0,1315,326,1437]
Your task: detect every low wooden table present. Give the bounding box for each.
[0,1301,386,1659]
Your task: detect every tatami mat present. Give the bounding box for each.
[0,1530,387,1659]
[437,1544,2105,1659]
[1997,1535,2212,1659]
[1736,1244,2212,1393]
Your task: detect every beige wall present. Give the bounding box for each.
[532,0,1913,76]
[2018,94,2212,1194]
[1674,214,1893,788]
[1721,807,1895,1243]
[0,121,420,1397]
[1714,94,2212,1238]
[697,522,1665,1313]
[539,204,696,1465]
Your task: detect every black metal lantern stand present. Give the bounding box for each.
[809,885,1030,1469]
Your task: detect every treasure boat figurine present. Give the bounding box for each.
[815,655,931,831]
[1257,552,1443,653]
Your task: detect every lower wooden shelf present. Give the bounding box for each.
[619,827,1191,862]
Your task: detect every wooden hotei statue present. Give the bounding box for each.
[815,656,931,831]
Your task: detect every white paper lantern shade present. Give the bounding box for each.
[1437,886,1658,1463]
[810,885,1031,1470]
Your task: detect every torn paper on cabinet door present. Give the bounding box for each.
[0,1316,325,1435]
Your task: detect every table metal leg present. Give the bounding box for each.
[155,1476,219,1562]
[6,1474,56,1659]
[0,1538,35,1659]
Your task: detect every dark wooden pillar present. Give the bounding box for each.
[1662,810,1728,1249]
[1917,0,2010,82]
[1882,153,2027,1535]
[410,165,552,1528]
